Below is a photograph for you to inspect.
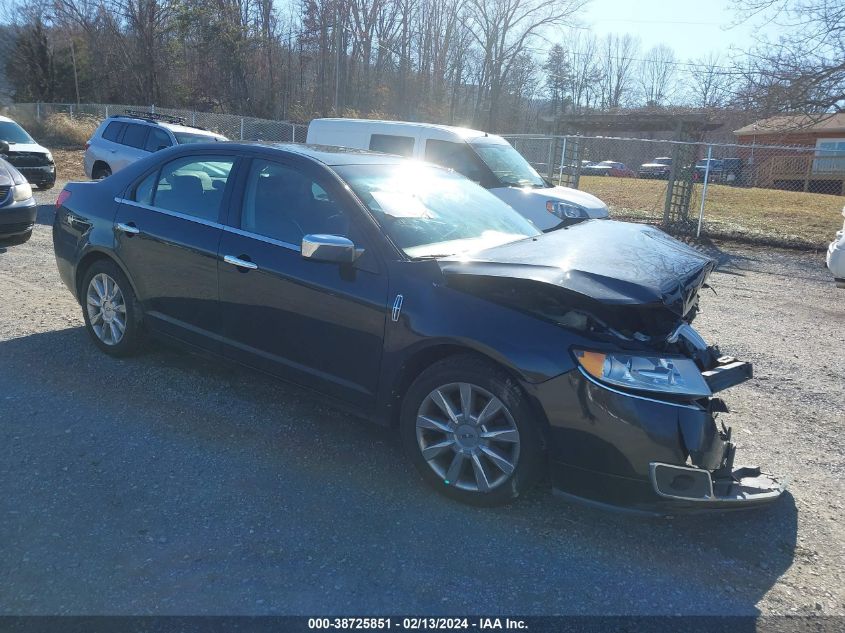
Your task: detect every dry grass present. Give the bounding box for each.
[13,113,97,149]
[575,175,843,249]
[52,148,87,182]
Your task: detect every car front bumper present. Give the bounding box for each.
[0,199,38,236]
[529,364,784,513]
[16,165,56,188]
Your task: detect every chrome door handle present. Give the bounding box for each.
[223,254,258,270]
[116,222,139,235]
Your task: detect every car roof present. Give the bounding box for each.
[311,117,490,141]
[105,114,225,137]
[178,142,410,166]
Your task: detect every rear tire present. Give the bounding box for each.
[400,354,544,506]
[93,164,112,180]
[80,259,144,357]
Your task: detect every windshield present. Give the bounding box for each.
[0,121,36,144]
[469,140,545,188]
[335,163,540,258]
[174,132,223,144]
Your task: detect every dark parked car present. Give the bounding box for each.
[52,142,783,511]
[0,151,37,245]
[582,160,637,178]
[0,115,56,189]
[638,157,672,179]
[692,158,745,185]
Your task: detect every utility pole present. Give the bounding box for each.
[334,11,341,115]
[69,38,80,106]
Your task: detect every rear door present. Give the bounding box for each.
[114,152,240,350]
[113,123,152,172]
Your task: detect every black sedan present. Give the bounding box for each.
[52,142,783,511]
[0,153,37,245]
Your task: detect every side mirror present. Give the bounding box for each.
[301,234,360,264]
[0,140,9,154]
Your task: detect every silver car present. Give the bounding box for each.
[83,111,227,180]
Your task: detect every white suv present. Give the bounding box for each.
[84,111,227,179]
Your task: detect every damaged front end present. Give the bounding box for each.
[438,221,784,511]
[637,323,783,510]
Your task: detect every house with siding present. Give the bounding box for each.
[734,114,845,196]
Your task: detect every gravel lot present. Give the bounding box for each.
[0,178,843,615]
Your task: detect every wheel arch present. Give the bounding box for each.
[386,343,552,448]
[75,249,140,305]
[92,160,111,178]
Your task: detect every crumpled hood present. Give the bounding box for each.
[438,220,716,325]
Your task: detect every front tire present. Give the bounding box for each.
[400,354,543,506]
[80,259,143,356]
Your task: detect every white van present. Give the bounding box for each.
[306,118,609,231]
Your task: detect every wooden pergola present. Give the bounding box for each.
[555,113,723,227]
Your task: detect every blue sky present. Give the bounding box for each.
[579,0,784,61]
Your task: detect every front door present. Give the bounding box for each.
[217,156,388,408]
[114,153,238,350]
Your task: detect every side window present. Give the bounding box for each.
[122,124,149,149]
[145,128,172,152]
[369,134,415,157]
[152,155,235,221]
[425,140,487,183]
[241,159,349,245]
[133,171,157,205]
[102,121,125,142]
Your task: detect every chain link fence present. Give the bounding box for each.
[503,133,844,248]
[2,103,841,247]
[6,102,308,143]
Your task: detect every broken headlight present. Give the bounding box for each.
[574,349,712,398]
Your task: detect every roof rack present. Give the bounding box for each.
[117,110,187,126]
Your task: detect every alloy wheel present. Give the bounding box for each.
[415,382,520,492]
[86,273,127,345]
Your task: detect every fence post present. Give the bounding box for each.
[151,104,156,114]
[696,145,713,238]
[36,102,41,121]
[546,138,555,179]
[69,104,74,119]
[240,117,245,140]
[105,104,109,118]
[192,111,196,126]
[557,137,567,185]
[291,124,296,142]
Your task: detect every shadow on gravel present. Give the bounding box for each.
[0,326,798,614]
[676,235,753,277]
[35,203,55,226]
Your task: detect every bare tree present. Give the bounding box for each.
[638,44,676,106]
[686,52,734,108]
[465,0,586,129]
[735,0,845,113]
[597,32,639,109]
